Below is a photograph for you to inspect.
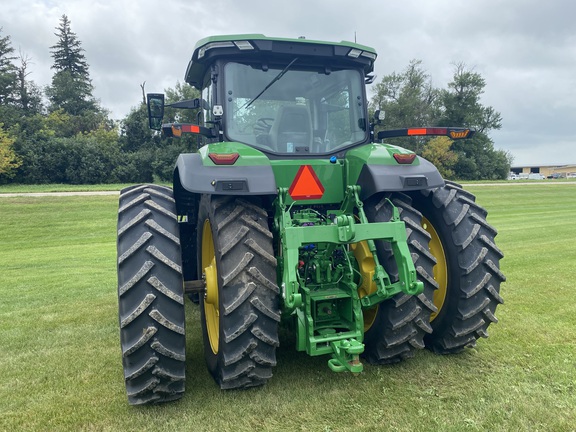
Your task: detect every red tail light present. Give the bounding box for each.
[208,153,239,165]
[393,153,417,164]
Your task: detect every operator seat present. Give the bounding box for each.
[269,105,313,153]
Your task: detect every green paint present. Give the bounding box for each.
[346,143,418,184]
[273,186,422,372]
[182,134,423,375]
[271,158,344,204]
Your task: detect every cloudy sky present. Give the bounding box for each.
[2,0,575,166]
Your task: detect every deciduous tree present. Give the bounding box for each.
[15,53,43,114]
[371,60,439,152]
[440,63,506,179]
[421,136,458,179]
[439,62,502,133]
[371,60,509,179]
[0,124,21,181]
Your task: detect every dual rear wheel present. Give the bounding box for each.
[117,190,280,403]
[117,182,504,403]
[361,181,505,363]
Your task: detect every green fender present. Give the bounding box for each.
[347,143,444,200]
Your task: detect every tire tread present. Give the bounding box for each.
[117,184,186,405]
[199,196,279,389]
[416,182,504,354]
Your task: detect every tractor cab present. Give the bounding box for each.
[148,34,378,155]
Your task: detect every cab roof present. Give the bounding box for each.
[184,34,377,89]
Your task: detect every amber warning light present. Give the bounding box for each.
[170,124,201,137]
[449,130,471,139]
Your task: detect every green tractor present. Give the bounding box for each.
[116,34,505,405]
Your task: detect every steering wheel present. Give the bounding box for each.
[254,117,274,135]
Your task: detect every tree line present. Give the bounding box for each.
[370,60,511,179]
[0,16,510,184]
[0,15,199,185]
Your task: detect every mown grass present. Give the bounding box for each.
[0,184,575,431]
[0,183,131,193]
[0,182,171,194]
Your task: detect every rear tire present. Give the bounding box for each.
[197,195,280,389]
[362,193,437,364]
[411,181,505,353]
[117,184,186,405]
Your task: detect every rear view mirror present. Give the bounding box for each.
[374,109,385,124]
[147,93,165,130]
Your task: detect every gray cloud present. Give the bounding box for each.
[2,0,575,166]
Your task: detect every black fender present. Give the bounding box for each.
[174,153,277,195]
[172,153,277,282]
[356,156,444,200]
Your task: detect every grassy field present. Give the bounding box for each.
[0,184,575,431]
[0,183,131,193]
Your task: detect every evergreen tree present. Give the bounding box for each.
[0,27,17,105]
[46,15,97,116]
[50,15,89,76]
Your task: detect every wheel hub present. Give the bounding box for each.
[421,216,448,322]
[204,257,218,305]
[202,219,219,354]
[351,241,379,332]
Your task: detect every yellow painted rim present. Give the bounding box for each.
[202,219,219,354]
[351,241,379,332]
[421,216,447,322]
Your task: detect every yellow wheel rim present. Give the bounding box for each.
[351,241,379,332]
[421,216,447,322]
[202,219,219,354]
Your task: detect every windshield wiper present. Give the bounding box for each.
[242,57,299,109]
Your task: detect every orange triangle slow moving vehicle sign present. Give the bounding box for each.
[288,165,325,200]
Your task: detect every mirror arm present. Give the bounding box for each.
[166,98,208,110]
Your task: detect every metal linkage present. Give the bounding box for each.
[347,186,424,307]
[328,339,364,374]
[273,186,423,373]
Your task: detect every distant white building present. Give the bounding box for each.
[510,164,576,178]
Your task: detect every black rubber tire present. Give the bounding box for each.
[411,181,505,353]
[362,193,437,364]
[197,195,280,389]
[117,184,186,405]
